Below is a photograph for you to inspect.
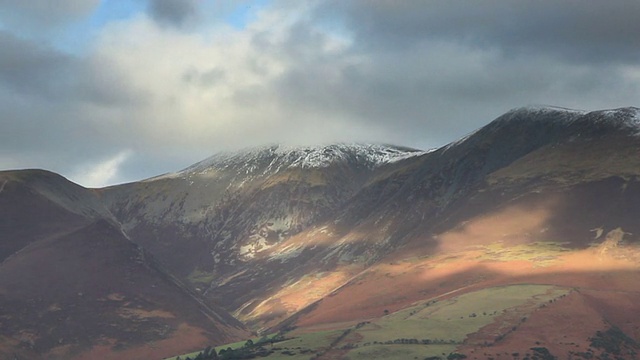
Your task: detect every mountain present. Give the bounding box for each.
[4,106,640,359]
[102,107,640,329]
[0,170,113,262]
[0,170,249,359]
[264,107,640,358]
[99,144,425,325]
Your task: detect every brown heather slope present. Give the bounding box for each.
[0,170,250,359]
[0,219,249,360]
[264,240,640,359]
[0,170,106,262]
[266,124,640,358]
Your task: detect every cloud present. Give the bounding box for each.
[317,0,640,65]
[0,30,78,99]
[83,10,379,153]
[147,0,199,27]
[0,0,100,32]
[72,151,132,188]
[0,1,639,186]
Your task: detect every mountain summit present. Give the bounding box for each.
[164,143,425,178]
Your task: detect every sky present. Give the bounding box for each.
[1,1,639,187]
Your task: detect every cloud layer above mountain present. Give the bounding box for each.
[1,1,639,186]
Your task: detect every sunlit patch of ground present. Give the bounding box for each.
[117,307,176,319]
[435,200,556,253]
[291,236,640,327]
[235,267,355,328]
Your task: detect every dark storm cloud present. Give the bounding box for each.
[259,1,640,146]
[317,0,640,65]
[0,31,76,99]
[0,30,148,106]
[147,0,199,27]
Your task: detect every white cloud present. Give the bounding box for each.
[84,7,375,155]
[72,151,132,188]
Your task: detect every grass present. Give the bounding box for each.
[341,284,569,358]
[163,349,201,360]
[186,269,216,287]
[277,329,341,350]
[165,284,570,360]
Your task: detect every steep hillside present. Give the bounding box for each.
[0,220,249,360]
[202,107,640,329]
[164,107,640,359]
[0,170,113,262]
[100,107,640,335]
[0,170,250,359]
[258,107,640,359]
[99,144,423,296]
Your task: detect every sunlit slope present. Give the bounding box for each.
[231,107,640,329]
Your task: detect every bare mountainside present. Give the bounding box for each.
[101,107,640,324]
[0,170,249,359]
[3,106,640,359]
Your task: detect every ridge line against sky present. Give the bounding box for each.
[0,0,639,187]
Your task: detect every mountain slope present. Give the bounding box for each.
[0,219,250,360]
[99,144,423,289]
[268,107,640,346]
[0,170,250,359]
[99,107,640,333]
[0,170,114,262]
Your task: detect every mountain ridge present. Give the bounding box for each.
[3,105,640,359]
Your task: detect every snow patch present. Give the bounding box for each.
[175,143,426,178]
[269,243,304,262]
[239,238,272,259]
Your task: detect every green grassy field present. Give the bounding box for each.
[166,284,570,360]
[358,284,565,343]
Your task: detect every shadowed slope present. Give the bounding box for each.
[0,169,113,261]
[0,219,249,359]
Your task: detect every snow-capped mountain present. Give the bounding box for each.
[100,143,425,284]
[97,106,640,327]
[154,143,425,181]
[4,106,640,359]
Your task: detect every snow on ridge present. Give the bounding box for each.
[591,107,640,133]
[511,105,640,127]
[176,143,426,177]
[633,108,640,123]
[515,104,587,114]
[500,106,587,124]
[274,143,425,169]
